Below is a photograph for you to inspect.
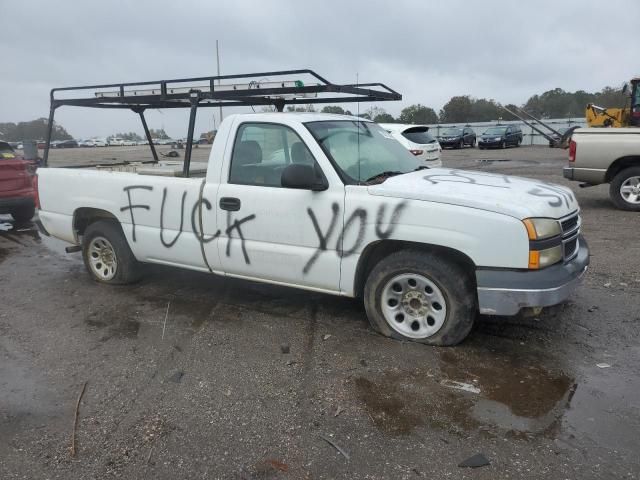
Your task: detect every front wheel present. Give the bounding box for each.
[458,139,464,149]
[610,166,640,211]
[82,220,142,284]
[501,141,506,149]
[364,250,476,346]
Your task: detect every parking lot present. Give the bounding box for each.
[1,145,639,479]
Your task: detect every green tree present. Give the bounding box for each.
[468,98,502,122]
[286,105,316,112]
[0,118,72,141]
[398,104,438,124]
[321,106,346,114]
[374,113,395,123]
[149,128,169,139]
[439,96,473,123]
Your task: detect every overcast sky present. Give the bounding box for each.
[1,0,637,139]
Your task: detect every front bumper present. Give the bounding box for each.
[476,236,589,316]
[478,139,501,147]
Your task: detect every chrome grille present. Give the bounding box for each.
[560,212,580,261]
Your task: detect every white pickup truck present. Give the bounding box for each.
[564,127,640,210]
[37,113,589,345]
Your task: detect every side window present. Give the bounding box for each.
[229,123,317,187]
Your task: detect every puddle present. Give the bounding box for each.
[355,347,575,437]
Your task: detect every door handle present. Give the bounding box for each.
[219,197,241,211]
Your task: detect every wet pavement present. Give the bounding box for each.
[1,146,639,479]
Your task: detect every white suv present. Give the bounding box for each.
[379,123,442,167]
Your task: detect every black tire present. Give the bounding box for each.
[82,220,142,284]
[10,204,35,223]
[516,138,522,147]
[609,166,640,211]
[478,145,485,150]
[470,138,476,148]
[457,139,464,149]
[363,250,476,346]
[501,141,506,149]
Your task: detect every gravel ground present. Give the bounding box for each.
[1,145,639,479]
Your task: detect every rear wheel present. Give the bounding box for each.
[470,138,476,148]
[610,166,640,211]
[364,250,476,346]
[10,204,35,223]
[82,220,142,284]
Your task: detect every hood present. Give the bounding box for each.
[367,168,578,219]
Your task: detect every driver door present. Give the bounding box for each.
[215,121,345,292]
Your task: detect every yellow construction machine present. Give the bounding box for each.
[586,78,640,127]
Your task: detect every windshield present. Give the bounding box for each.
[401,127,436,144]
[440,128,462,136]
[483,127,508,135]
[305,120,422,184]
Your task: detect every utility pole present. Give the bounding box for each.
[216,40,222,129]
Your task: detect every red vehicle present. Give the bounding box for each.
[0,141,37,222]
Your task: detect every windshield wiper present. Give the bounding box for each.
[413,166,428,171]
[363,171,404,184]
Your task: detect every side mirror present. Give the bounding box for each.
[281,164,328,191]
[622,83,628,95]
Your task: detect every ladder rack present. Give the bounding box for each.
[44,69,402,175]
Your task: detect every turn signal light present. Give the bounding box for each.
[409,149,423,156]
[528,250,540,269]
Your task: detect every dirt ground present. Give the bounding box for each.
[1,145,639,479]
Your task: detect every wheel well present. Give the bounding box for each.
[73,208,119,239]
[353,240,476,298]
[605,156,640,182]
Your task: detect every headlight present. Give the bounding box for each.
[522,218,561,240]
[523,218,563,269]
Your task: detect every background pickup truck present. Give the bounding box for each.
[38,113,589,346]
[564,127,640,211]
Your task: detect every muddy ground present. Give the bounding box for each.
[1,145,639,479]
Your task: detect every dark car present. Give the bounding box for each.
[0,141,37,222]
[56,139,78,148]
[478,125,523,149]
[437,126,476,149]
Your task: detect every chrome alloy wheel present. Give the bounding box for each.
[381,273,447,339]
[620,176,640,204]
[88,236,117,281]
